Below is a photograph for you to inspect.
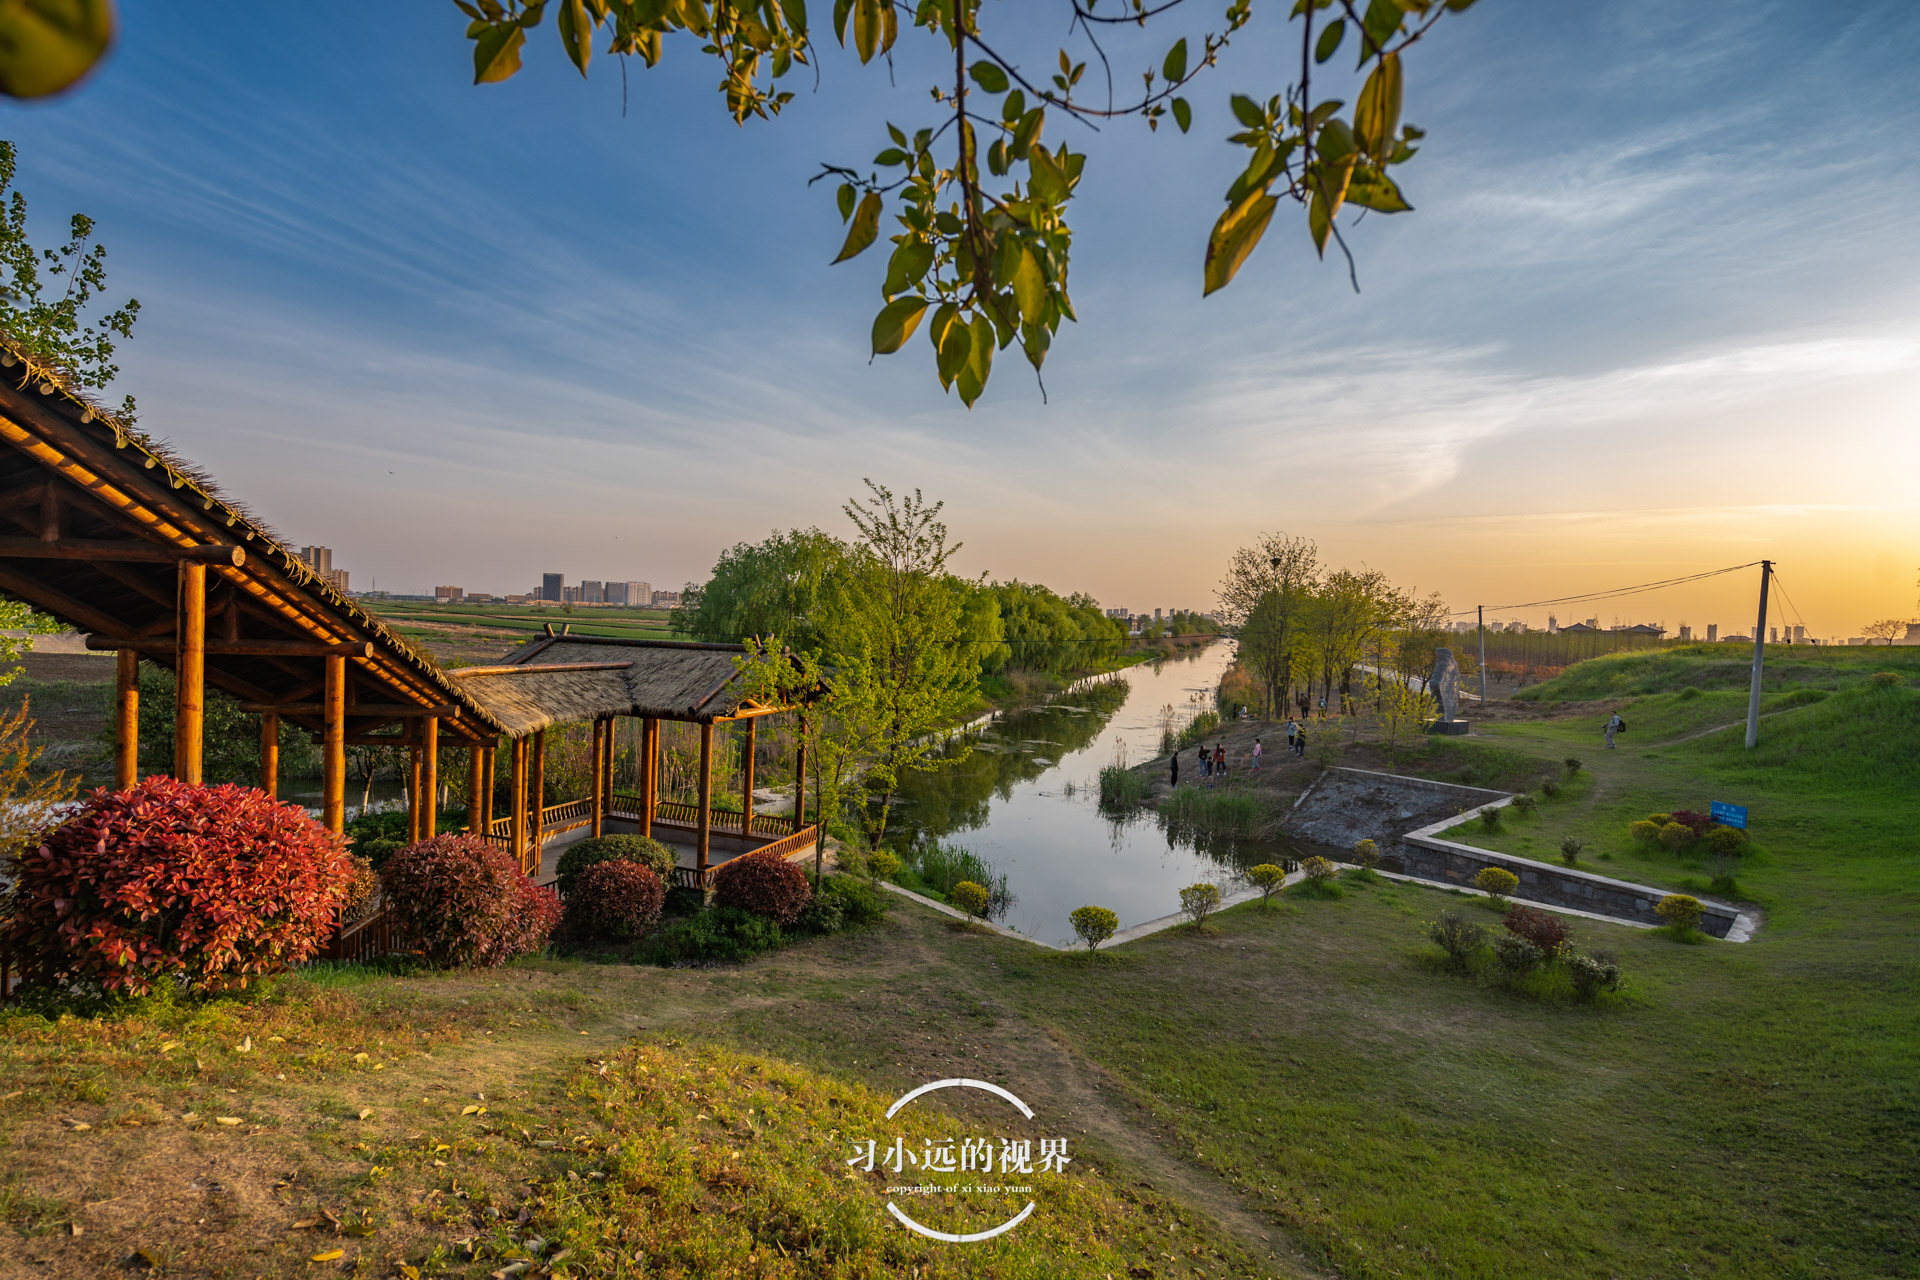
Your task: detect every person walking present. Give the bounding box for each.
[1286,718,1300,750]
[1294,726,1308,757]
[1605,711,1624,749]
[1251,737,1262,773]
[1215,742,1228,779]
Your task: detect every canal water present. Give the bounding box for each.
[889,641,1325,947]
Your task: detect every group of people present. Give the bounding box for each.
[1167,719,1309,788]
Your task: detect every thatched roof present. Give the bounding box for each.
[0,334,506,741]
[450,635,789,736]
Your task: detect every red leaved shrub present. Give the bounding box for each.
[1669,809,1714,836]
[1502,904,1572,957]
[1,777,352,996]
[711,848,812,926]
[560,860,665,944]
[380,834,557,968]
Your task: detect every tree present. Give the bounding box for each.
[449,0,1476,405]
[0,700,76,861]
[1862,618,1905,646]
[1218,532,1319,719]
[673,528,851,651]
[0,140,140,420]
[1303,566,1392,714]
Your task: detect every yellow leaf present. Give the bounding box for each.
[216,1116,242,1126]
[462,1105,480,1115]
[290,1218,319,1230]
[158,1041,181,1053]
[1,1089,22,1100]
[180,1111,199,1123]
[357,1108,373,1120]
[236,1036,252,1053]
[310,1248,345,1262]
[352,1052,369,1063]
[267,1035,285,1043]
[67,1121,91,1132]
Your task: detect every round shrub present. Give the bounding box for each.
[1503,904,1571,957]
[1870,670,1905,688]
[1567,953,1623,1001]
[382,833,559,968]
[1350,839,1380,869]
[820,874,887,927]
[950,880,991,919]
[1657,821,1696,852]
[560,860,665,944]
[1492,933,1543,980]
[1478,806,1503,832]
[1427,911,1487,971]
[1648,813,1674,827]
[712,848,813,926]
[648,905,783,964]
[1069,905,1119,952]
[1473,866,1519,903]
[1541,776,1562,798]
[1704,825,1748,857]
[1656,894,1705,932]
[794,890,846,936]
[1628,819,1661,844]
[338,854,382,924]
[1247,862,1287,909]
[1301,855,1338,883]
[1178,882,1221,928]
[1563,757,1583,775]
[1510,794,1537,817]
[1559,836,1584,867]
[2,777,353,996]
[554,834,674,899]
[867,849,902,881]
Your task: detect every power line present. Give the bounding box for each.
[1454,561,1763,618]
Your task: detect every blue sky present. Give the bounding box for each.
[6,1,1917,636]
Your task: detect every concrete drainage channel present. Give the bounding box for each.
[867,765,1758,950]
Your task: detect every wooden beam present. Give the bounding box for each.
[175,561,205,785]
[640,716,656,839]
[0,537,245,565]
[114,648,138,789]
[697,721,712,876]
[422,717,438,841]
[237,701,454,716]
[468,744,487,837]
[88,636,374,658]
[0,561,129,639]
[259,710,279,801]
[322,654,345,833]
[450,661,635,677]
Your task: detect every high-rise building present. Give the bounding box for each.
[434,585,463,602]
[1770,626,1779,643]
[651,589,681,608]
[580,580,604,604]
[541,572,564,602]
[1791,624,1806,644]
[1707,623,1718,642]
[297,547,349,595]
[626,581,652,608]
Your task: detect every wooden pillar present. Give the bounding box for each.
[468,744,486,836]
[741,717,756,838]
[113,648,138,789]
[421,716,438,840]
[509,737,528,870]
[794,719,808,831]
[322,654,345,833]
[530,729,547,872]
[640,717,656,838]
[259,711,279,800]
[697,721,713,875]
[174,560,206,784]
[590,718,606,839]
[485,746,496,833]
[407,743,423,843]
[604,717,617,807]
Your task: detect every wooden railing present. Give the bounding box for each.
[756,824,820,864]
[324,907,394,964]
[540,798,592,831]
[613,794,799,839]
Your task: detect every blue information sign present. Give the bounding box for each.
[1710,801,1748,829]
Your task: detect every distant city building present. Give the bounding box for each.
[1614,623,1665,637]
[434,585,463,602]
[1104,607,1129,620]
[297,546,350,595]
[1547,614,1558,633]
[1560,621,1598,633]
[1900,623,1920,646]
[1791,624,1806,644]
[467,592,495,604]
[541,572,564,603]
[1707,623,1718,642]
[1678,624,1692,641]
[625,581,652,608]
[561,585,582,604]
[1770,626,1779,643]
[651,589,681,609]
[505,593,531,604]
[580,580,605,604]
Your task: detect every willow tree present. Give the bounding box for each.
[449,0,1478,406]
[1219,532,1318,719]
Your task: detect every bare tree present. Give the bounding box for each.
[1862,618,1906,646]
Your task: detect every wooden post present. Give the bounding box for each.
[795,719,808,830]
[174,560,206,784]
[530,729,547,873]
[485,746,496,834]
[259,710,279,800]
[322,654,345,833]
[604,717,618,808]
[468,744,486,836]
[589,718,606,838]
[421,716,438,840]
[510,737,527,870]
[697,721,713,876]
[640,717,656,839]
[741,717,756,838]
[113,648,139,789]
[407,743,423,843]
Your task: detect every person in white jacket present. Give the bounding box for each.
[1605,712,1624,749]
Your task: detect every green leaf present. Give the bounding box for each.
[852,0,880,63]
[1011,247,1046,324]
[1002,88,1025,122]
[957,313,994,407]
[871,296,928,355]
[882,238,935,296]
[1353,53,1402,157]
[969,60,1009,94]
[837,182,856,222]
[1027,146,1070,204]
[1171,97,1192,133]
[1021,320,1051,371]
[1315,18,1344,64]
[558,0,593,76]
[832,191,882,263]
[1315,117,1356,165]
[1202,188,1278,296]
[1229,94,1264,129]
[1162,38,1187,84]
[471,21,528,84]
[932,304,972,389]
[987,137,1009,176]
[1011,108,1044,159]
[833,0,852,44]
[1358,0,1403,66]
[874,148,909,166]
[1343,166,1412,213]
[1309,188,1332,256]
[0,0,113,98]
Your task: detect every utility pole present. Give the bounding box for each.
[1745,560,1772,750]
[1478,604,1487,707]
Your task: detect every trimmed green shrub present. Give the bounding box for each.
[648,906,782,964]
[1559,837,1584,867]
[1178,882,1221,929]
[1247,863,1287,910]
[1540,776,1561,799]
[1563,757,1583,775]
[662,885,706,918]
[1301,855,1337,883]
[1657,821,1696,852]
[951,880,991,919]
[793,892,845,936]
[1567,952,1623,1001]
[1478,806,1503,832]
[1351,839,1380,869]
[867,850,901,881]
[1069,905,1119,952]
[1656,894,1705,933]
[560,860,666,944]
[1704,825,1748,857]
[1629,819,1662,844]
[1492,933,1544,980]
[1648,812,1675,827]
[712,849,813,926]
[1510,794,1537,817]
[1870,670,1905,688]
[1427,911,1486,971]
[1473,866,1519,904]
[554,834,675,899]
[819,874,887,927]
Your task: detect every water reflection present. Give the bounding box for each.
[891,644,1336,946]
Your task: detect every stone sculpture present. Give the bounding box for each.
[1428,647,1466,732]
